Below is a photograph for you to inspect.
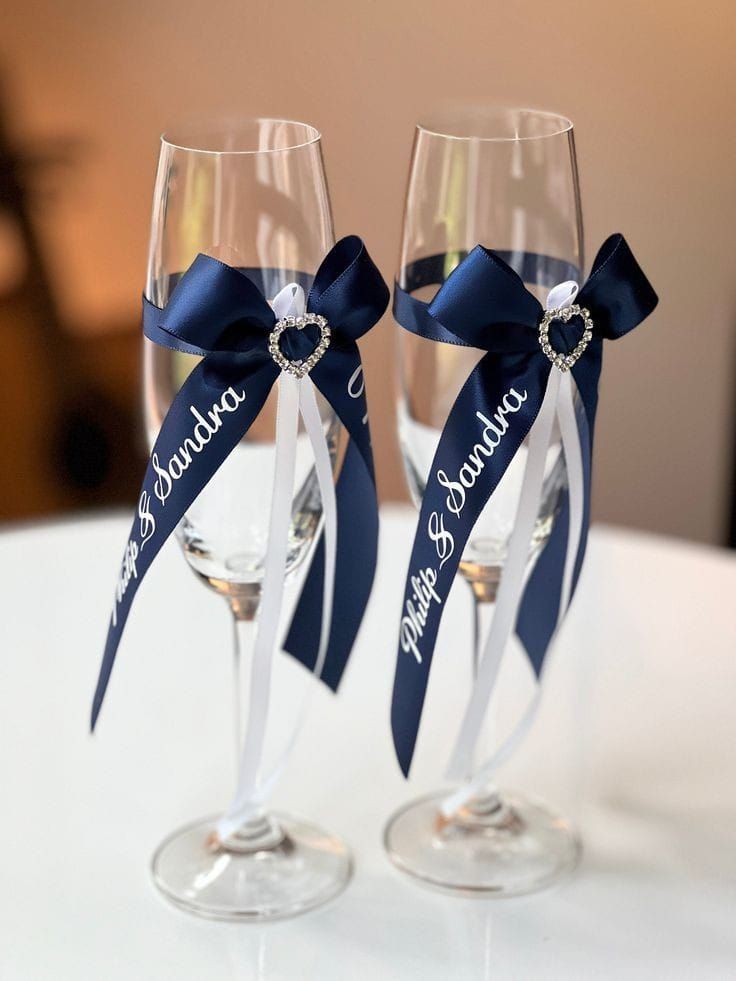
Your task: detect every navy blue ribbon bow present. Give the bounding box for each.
[92,235,389,730]
[391,235,658,776]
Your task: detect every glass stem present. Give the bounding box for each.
[221,592,281,848]
[468,581,503,813]
[231,609,256,776]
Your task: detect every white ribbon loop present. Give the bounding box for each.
[547,281,579,310]
[440,280,586,818]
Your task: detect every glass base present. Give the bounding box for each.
[151,813,352,921]
[383,789,581,897]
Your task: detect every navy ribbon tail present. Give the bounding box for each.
[283,344,378,689]
[391,353,551,776]
[284,236,388,688]
[91,356,278,730]
[516,383,593,674]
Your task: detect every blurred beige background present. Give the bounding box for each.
[2,0,735,543]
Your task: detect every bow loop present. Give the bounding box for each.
[428,245,543,350]
[578,234,659,340]
[308,235,390,342]
[144,254,277,358]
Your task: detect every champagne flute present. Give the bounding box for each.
[386,107,583,895]
[143,118,348,920]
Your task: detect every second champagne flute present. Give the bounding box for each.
[387,107,583,895]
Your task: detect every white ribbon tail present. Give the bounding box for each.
[215,280,338,841]
[441,369,586,818]
[441,281,585,819]
[297,377,337,684]
[216,372,300,840]
[234,377,337,813]
[442,369,561,803]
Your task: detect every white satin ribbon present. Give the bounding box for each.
[215,284,338,840]
[441,280,585,817]
[237,378,337,817]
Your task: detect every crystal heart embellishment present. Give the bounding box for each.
[538,304,594,372]
[268,313,331,379]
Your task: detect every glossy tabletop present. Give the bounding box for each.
[2,506,735,979]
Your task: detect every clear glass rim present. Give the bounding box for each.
[416,106,573,143]
[160,117,322,156]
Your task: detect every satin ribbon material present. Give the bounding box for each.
[91,236,388,732]
[391,235,658,779]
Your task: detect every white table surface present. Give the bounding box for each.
[2,505,735,980]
